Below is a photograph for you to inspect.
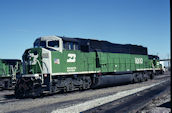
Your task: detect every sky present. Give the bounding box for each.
[0,0,170,60]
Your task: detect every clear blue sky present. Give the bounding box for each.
[0,0,170,60]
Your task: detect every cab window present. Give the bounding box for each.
[40,41,46,48]
[48,41,59,48]
[34,41,46,48]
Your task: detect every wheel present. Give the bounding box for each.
[84,76,91,89]
[79,86,83,91]
[139,73,144,82]
[62,86,69,93]
[147,72,152,79]
[15,86,24,99]
[142,73,148,81]
[133,73,139,83]
[144,74,148,81]
[150,73,155,79]
[32,84,42,98]
[4,80,10,89]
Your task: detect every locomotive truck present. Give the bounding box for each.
[15,36,163,97]
[0,59,22,89]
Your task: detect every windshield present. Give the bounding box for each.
[48,41,59,48]
[34,41,46,48]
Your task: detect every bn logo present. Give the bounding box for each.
[67,53,76,62]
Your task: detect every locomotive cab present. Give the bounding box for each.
[22,36,65,80]
[34,36,63,52]
[23,36,79,76]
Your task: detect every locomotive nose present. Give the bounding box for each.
[22,48,42,74]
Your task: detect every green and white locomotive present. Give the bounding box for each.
[15,36,163,97]
[0,59,22,89]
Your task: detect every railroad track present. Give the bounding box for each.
[0,98,20,104]
[0,74,170,113]
[83,79,171,113]
[0,91,23,104]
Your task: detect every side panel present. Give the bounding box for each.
[51,50,99,74]
[51,50,152,75]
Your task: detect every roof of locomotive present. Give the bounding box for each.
[34,36,148,55]
[74,37,148,55]
[34,36,61,41]
[59,36,79,43]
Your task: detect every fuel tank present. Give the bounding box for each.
[93,74,134,88]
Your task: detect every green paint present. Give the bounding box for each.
[50,50,157,74]
[0,59,22,78]
[22,48,42,74]
[23,48,161,75]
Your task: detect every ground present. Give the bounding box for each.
[138,89,171,113]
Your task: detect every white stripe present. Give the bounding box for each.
[51,80,168,113]
[51,71,98,76]
[136,68,160,71]
[51,68,161,76]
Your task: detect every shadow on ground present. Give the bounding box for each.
[159,101,171,108]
